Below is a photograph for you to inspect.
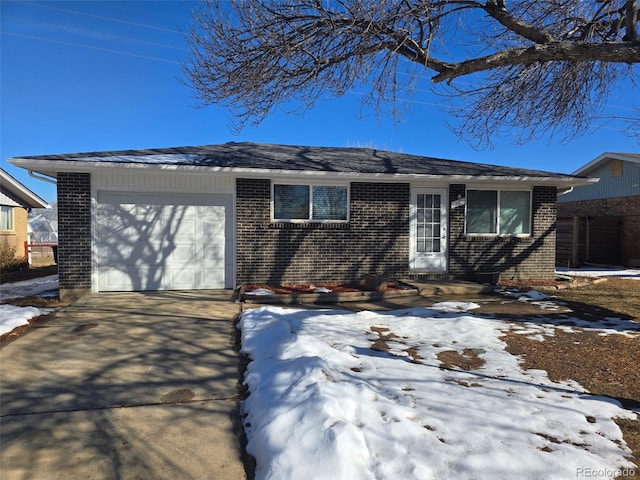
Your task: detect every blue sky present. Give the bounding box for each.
[2,0,638,204]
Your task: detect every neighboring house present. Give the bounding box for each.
[0,168,49,263]
[9,142,593,299]
[556,152,640,268]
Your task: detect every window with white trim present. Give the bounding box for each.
[0,206,14,230]
[466,189,531,235]
[273,183,348,221]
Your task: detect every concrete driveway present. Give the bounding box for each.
[0,291,247,480]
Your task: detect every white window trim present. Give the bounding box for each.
[271,181,350,223]
[464,187,532,237]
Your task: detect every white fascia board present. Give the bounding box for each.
[0,169,49,208]
[572,152,640,176]
[9,157,596,188]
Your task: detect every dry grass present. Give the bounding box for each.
[552,277,640,321]
[504,278,640,479]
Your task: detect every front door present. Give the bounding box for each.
[410,188,447,271]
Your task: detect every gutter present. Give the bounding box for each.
[29,170,57,185]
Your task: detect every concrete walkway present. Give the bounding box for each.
[0,291,247,480]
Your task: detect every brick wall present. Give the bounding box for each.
[448,185,557,281]
[557,195,640,267]
[57,172,92,298]
[236,179,409,285]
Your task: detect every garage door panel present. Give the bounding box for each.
[99,266,164,291]
[202,245,225,263]
[168,268,199,290]
[96,192,230,292]
[173,219,198,241]
[170,244,197,263]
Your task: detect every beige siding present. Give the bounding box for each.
[0,206,28,260]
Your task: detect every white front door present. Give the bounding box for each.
[410,188,447,271]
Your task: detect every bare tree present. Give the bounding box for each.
[182,0,640,147]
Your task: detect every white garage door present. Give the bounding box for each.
[96,192,231,291]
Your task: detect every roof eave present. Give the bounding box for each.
[572,152,640,176]
[0,169,49,208]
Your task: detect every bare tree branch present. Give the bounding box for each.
[182,0,640,146]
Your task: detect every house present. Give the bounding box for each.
[8,142,594,299]
[1,168,49,266]
[556,152,640,268]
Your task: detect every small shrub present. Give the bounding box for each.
[0,241,28,273]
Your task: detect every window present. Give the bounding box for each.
[273,184,348,221]
[0,206,14,230]
[466,189,530,235]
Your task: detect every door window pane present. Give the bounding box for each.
[415,194,442,253]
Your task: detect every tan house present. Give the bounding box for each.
[1,168,49,264]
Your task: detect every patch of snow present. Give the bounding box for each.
[239,306,637,480]
[557,266,640,280]
[431,301,480,312]
[244,288,276,296]
[0,274,59,300]
[0,304,53,336]
[314,287,333,293]
[517,290,549,301]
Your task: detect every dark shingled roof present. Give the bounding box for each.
[15,141,580,179]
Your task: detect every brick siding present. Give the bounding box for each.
[448,185,557,281]
[557,195,640,267]
[236,179,410,285]
[236,179,557,285]
[57,172,92,297]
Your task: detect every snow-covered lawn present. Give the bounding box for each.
[239,304,638,480]
[0,274,58,336]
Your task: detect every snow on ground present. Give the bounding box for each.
[0,274,59,300]
[0,304,54,336]
[239,305,638,480]
[557,266,640,280]
[0,275,59,335]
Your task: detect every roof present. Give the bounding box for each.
[8,142,595,187]
[572,152,640,176]
[0,169,49,209]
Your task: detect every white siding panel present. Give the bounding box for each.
[93,171,235,193]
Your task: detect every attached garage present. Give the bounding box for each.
[95,191,233,292]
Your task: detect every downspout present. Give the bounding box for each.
[28,170,57,185]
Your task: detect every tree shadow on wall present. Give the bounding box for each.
[96,201,188,291]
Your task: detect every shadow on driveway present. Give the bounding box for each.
[0,291,248,480]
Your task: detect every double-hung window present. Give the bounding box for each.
[273,183,348,222]
[466,189,531,236]
[0,206,14,230]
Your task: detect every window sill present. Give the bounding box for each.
[270,222,350,230]
[464,235,532,242]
